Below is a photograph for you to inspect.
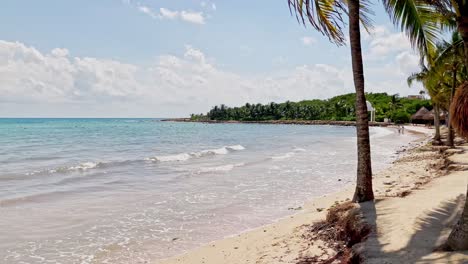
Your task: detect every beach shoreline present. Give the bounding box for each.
[155,126,464,264]
[161,118,392,127]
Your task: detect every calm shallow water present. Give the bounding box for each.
[0,118,416,263]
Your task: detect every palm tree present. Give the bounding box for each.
[408,65,447,144]
[395,0,468,251]
[446,83,468,250]
[424,1,468,65]
[423,2,468,248]
[288,0,374,202]
[346,0,468,251]
[383,0,442,60]
[432,32,465,147]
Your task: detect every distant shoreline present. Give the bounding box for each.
[161,118,391,127]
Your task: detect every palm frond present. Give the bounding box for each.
[288,0,376,44]
[407,68,428,87]
[289,0,347,45]
[382,0,443,58]
[432,39,464,69]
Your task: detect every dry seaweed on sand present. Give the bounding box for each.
[296,202,371,264]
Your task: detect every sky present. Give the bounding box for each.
[0,0,423,117]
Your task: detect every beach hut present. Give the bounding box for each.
[411,107,430,124]
[425,109,446,125]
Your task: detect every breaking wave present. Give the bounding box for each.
[19,145,246,177]
[271,147,307,160]
[147,145,246,162]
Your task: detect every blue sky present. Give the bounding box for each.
[0,0,422,117]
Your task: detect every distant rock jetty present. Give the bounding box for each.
[161,118,390,127]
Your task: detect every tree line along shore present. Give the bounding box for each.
[162,118,393,127]
[166,0,468,260]
[168,93,430,125]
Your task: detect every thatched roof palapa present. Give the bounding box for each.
[411,107,430,120]
[421,109,446,121]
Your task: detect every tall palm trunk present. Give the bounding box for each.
[433,104,441,144]
[349,0,374,203]
[445,4,468,250]
[447,67,457,148]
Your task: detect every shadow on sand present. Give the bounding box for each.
[359,194,466,263]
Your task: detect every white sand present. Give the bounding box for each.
[157,129,467,264]
[363,145,468,263]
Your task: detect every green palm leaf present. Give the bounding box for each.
[382,0,442,58]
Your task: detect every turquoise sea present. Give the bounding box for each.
[0,118,416,263]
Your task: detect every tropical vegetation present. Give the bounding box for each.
[191,93,431,124]
[285,0,468,251]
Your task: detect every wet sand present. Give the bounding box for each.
[156,126,468,264]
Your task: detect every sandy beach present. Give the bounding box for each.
[5,1,468,262]
[156,126,468,264]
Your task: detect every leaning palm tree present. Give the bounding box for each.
[408,64,449,144]
[416,1,468,250]
[288,0,374,202]
[374,0,468,251]
[407,37,460,145]
[432,32,465,146]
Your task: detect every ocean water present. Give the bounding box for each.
[0,118,416,263]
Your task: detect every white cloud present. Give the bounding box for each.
[301,36,316,46]
[212,3,217,10]
[0,41,350,117]
[364,25,411,60]
[51,48,69,57]
[136,5,206,25]
[137,5,158,19]
[0,40,422,117]
[365,50,422,95]
[180,11,205,24]
[159,8,179,20]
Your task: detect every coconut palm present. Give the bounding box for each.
[444,83,468,250]
[384,1,450,144]
[288,0,374,202]
[432,32,465,146]
[422,1,468,65]
[417,0,468,250]
[407,37,457,145]
[407,65,446,144]
[383,0,445,60]
[392,0,468,250]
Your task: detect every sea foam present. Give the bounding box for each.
[198,163,246,173]
[147,145,246,163]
